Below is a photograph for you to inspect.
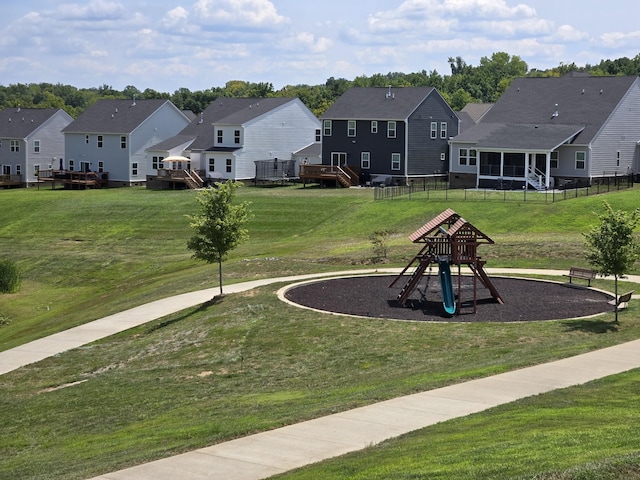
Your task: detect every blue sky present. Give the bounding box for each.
[1,0,638,93]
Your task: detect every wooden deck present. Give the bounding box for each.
[0,174,23,188]
[37,170,109,189]
[299,164,359,187]
[149,169,205,190]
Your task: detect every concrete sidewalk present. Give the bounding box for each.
[2,268,639,479]
[0,269,385,375]
[89,338,640,480]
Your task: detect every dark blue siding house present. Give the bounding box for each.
[315,86,459,186]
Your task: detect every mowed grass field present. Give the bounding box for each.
[1,184,640,479]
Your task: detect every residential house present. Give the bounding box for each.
[0,107,73,187]
[146,97,320,186]
[317,86,459,186]
[62,99,191,186]
[449,74,640,189]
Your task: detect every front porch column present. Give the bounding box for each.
[545,152,551,189]
[500,152,504,177]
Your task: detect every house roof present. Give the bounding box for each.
[459,103,493,123]
[321,87,437,120]
[294,142,321,156]
[147,134,198,151]
[62,99,175,134]
[0,107,68,139]
[478,75,639,144]
[213,97,296,125]
[452,122,585,150]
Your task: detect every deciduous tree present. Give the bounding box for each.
[584,201,640,322]
[186,182,251,297]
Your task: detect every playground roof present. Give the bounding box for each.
[409,208,494,244]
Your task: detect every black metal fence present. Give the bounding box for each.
[374,174,635,202]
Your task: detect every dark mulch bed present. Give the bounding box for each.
[284,275,614,322]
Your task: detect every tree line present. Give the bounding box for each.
[1,52,639,118]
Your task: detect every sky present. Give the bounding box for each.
[1,0,639,93]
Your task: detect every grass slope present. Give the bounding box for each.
[1,184,640,478]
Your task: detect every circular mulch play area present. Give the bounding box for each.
[283,275,614,322]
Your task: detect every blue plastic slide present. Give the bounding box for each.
[439,259,456,316]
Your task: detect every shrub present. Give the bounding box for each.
[0,258,20,293]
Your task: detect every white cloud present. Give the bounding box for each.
[162,7,189,29]
[599,30,640,49]
[193,0,288,28]
[56,0,127,21]
[553,24,589,42]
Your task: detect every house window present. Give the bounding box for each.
[361,152,370,169]
[121,136,127,149]
[2,165,10,175]
[234,130,240,144]
[16,165,21,175]
[347,120,356,137]
[217,130,223,143]
[97,135,103,148]
[371,121,378,134]
[323,120,332,136]
[208,158,215,172]
[226,158,232,173]
[34,140,40,153]
[85,135,89,144]
[387,121,396,138]
[575,151,586,170]
[132,162,138,176]
[152,157,159,170]
[550,151,559,169]
[617,151,620,167]
[10,140,19,152]
[430,122,438,139]
[34,164,40,176]
[459,148,477,166]
[440,122,447,139]
[391,153,401,171]
[69,160,75,171]
[315,129,321,142]
[98,161,104,173]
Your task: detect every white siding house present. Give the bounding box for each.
[63,99,191,186]
[0,108,73,187]
[147,97,320,183]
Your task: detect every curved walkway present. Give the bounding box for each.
[2,269,640,480]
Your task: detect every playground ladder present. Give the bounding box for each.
[396,260,430,305]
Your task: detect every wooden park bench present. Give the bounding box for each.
[564,267,596,286]
[608,290,634,309]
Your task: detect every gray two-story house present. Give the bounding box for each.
[63,99,191,186]
[449,74,640,189]
[319,87,459,186]
[0,107,73,187]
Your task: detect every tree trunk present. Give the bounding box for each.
[614,275,619,323]
[218,258,223,296]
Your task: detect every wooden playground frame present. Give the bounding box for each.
[390,208,503,314]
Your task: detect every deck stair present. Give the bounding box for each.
[184,170,204,189]
[526,166,546,191]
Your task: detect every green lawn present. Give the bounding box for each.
[1,184,640,479]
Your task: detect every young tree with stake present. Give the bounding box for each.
[583,201,640,323]
[187,181,251,297]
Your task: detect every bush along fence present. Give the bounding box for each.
[374,174,635,202]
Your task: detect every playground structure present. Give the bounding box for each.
[390,208,503,315]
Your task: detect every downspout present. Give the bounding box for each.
[404,120,409,186]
